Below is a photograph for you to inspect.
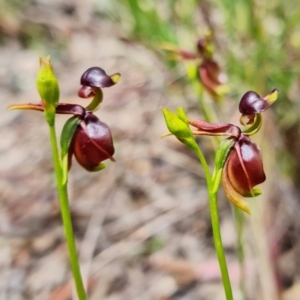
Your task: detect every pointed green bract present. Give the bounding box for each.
[60,116,81,160]
[162,108,198,152]
[212,138,235,193]
[214,138,235,171]
[60,116,81,184]
[36,56,60,109]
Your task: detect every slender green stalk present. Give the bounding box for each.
[194,147,212,189]
[48,121,87,300]
[209,187,233,300]
[234,206,246,300]
[194,148,233,300]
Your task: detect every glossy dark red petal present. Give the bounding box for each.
[222,158,251,214]
[56,103,86,117]
[239,91,271,115]
[73,113,115,171]
[189,119,241,138]
[227,135,266,196]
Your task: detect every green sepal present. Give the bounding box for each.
[60,116,81,184]
[91,163,106,172]
[162,108,199,152]
[244,188,262,198]
[36,56,60,109]
[85,89,103,112]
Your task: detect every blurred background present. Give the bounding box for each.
[0,0,300,299]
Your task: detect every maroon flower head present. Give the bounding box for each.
[8,64,119,173]
[189,118,266,214]
[163,89,277,213]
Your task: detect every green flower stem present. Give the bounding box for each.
[209,173,234,300]
[209,188,233,300]
[48,121,86,300]
[234,206,246,300]
[195,146,233,300]
[194,147,212,189]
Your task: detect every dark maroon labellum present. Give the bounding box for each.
[239,91,270,115]
[227,134,266,197]
[80,67,116,88]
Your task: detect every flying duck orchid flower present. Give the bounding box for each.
[161,33,227,100]
[163,89,278,214]
[8,66,120,172]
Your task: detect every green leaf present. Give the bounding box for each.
[162,108,198,152]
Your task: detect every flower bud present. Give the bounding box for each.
[36,56,59,108]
